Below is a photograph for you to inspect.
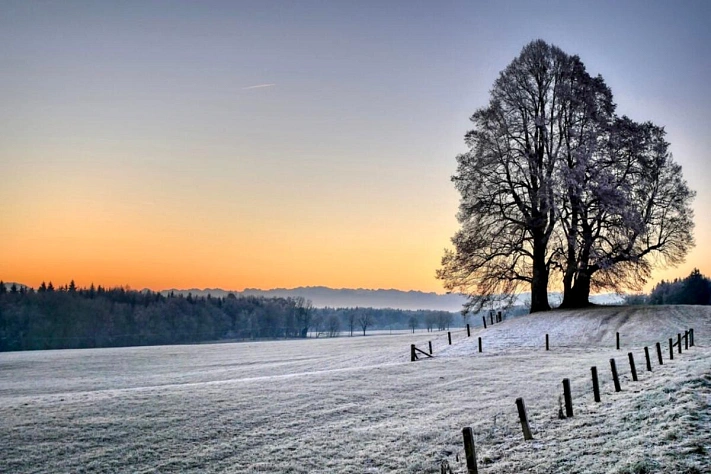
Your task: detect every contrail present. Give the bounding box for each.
[242,83,275,90]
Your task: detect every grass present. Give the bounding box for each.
[1,305,709,473]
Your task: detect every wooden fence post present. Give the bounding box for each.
[591,366,601,403]
[497,311,502,323]
[562,378,573,417]
[616,332,620,350]
[448,331,452,345]
[490,313,494,325]
[411,344,416,362]
[546,333,549,351]
[515,398,533,440]
[429,341,433,355]
[656,342,663,365]
[478,337,482,353]
[644,347,652,372]
[610,358,621,392]
[684,330,689,350]
[690,328,694,346]
[628,352,638,381]
[462,427,478,474]
[467,324,471,337]
[669,338,674,360]
[677,333,682,354]
[482,316,487,329]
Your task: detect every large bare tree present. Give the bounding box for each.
[440,40,695,313]
[438,40,607,313]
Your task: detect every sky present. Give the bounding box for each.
[1,0,710,293]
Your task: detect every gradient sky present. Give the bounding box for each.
[2,1,710,293]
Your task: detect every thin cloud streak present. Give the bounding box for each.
[242,83,275,90]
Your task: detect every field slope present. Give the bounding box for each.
[1,305,709,473]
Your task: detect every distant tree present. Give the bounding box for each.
[311,312,325,338]
[681,269,711,305]
[293,296,313,338]
[649,269,710,305]
[425,313,436,332]
[47,281,54,292]
[68,280,77,293]
[408,315,418,333]
[436,312,453,331]
[38,281,47,292]
[0,281,5,295]
[347,311,356,336]
[326,314,340,337]
[10,283,18,294]
[357,309,374,336]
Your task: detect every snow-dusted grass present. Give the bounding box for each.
[1,305,709,473]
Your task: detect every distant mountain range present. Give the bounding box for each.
[158,286,623,312]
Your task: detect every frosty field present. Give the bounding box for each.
[1,306,710,473]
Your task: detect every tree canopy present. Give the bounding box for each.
[438,40,694,313]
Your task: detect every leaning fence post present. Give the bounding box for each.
[669,338,674,360]
[591,366,601,403]
[462,427,478,474]
[467,324,471,337]
[656,342,663,365]
[610,358,621,392]
[628,352,638,381]
[562,378,573,417]
[690,328,694,346]
[546,333,549,351]
[448,331,452,345]
[677,333,682,354]
[515,398,533,440]
[644,347,652,372]
[482,316,487,329]
[478,337,482,353]
[616,332,620,350]
[410,344,416,362]
[428,341,433,355]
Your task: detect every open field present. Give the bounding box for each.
[1,305,710,473]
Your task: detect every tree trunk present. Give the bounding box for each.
[530,236,551,313]
[561,232,594,309]
[561,267,575,308]
[560,272,593,309]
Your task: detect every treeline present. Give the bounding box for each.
[0,281,458,352]
[625,269,711,306]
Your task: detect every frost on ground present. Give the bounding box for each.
[0,305,709,473]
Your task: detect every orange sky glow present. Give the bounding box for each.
[2,2,710,296]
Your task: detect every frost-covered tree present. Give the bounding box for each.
[558,118,695,307]
[408,315,418,333]
[292,296,313,338]
[357,309,374,336]
[438,40,609,313]
[439,39,694,313]
[326,314,340,337]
